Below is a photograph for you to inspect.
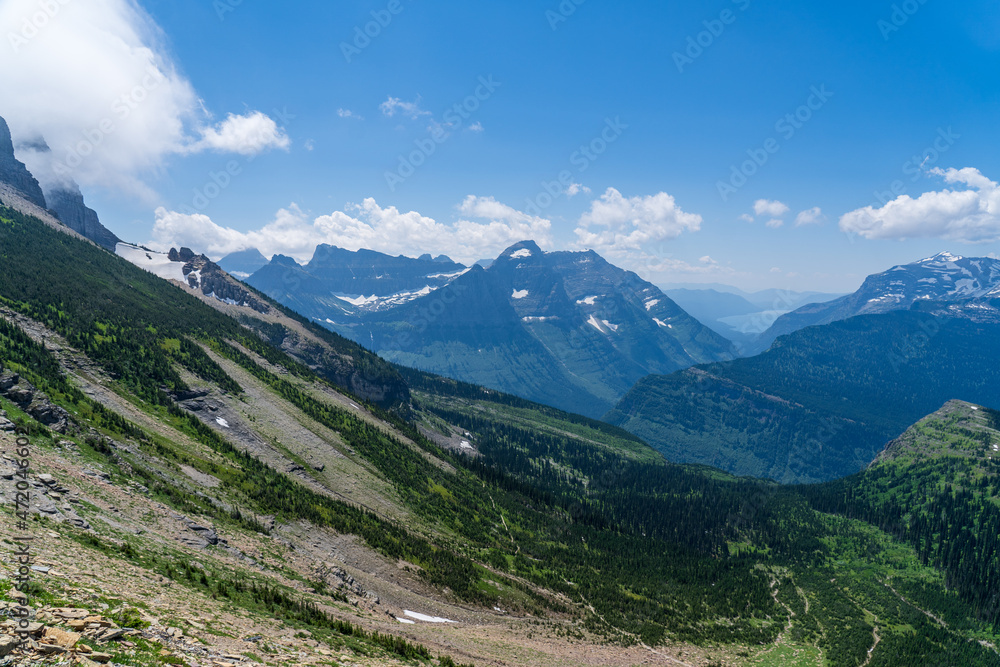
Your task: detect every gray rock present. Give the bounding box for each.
[5,386,33,406]
[45,186,119,252]
[0,371,19,391]
[0,116,46,209]
[186,523,219,545]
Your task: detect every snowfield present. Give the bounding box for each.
[403,611,456,623]
[116,243,186,283]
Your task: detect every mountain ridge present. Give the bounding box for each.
[750,251,1000,353]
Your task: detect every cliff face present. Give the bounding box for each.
[46,186,120,251]
[0,116,47,209]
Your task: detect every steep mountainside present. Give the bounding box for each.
[326,241,737,418]
[751,252,1000,353]
[803,400,1000,630]
[607,310,1000,483]
[115,243,410,411]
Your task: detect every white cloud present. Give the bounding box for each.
[188,112,290,156]
[0,0,289,199]
[566,183,591,198]
[795,207,824,226]
[840,168,1000,243]
[754,199,790,218]
[150,196,552,265]
[337,108,363,120]
[574,188,702,252]
[468,121,484,133]
[379,96,431,120]
[304,139,315,152]
[766,218,784,229]
[739,213,755,223]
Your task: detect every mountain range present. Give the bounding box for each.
[242,240,738,418]
[608,255,1000,483]
[748,252,1000,353]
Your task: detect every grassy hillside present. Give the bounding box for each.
[606,312,1000,483]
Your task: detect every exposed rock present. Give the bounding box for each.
[46,186,120,252]
[6,385,34,406]
[168,247,196,263]
[186,522,220,546]
[27,399,72,432]
[0,370,19,391]
[0,116,46,209]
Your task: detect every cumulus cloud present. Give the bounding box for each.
[754,199,790,218]
[150,196,553,265]
[188,112,290,156]
[574,188,702,252]
[468,121,484,133]
[566,183,591,198]
[840,167,1000,243]
[795,207,825,226]
[766,218,785,229]
[380,96,431,120]
[337,108,363,120]
[0,0,288,199]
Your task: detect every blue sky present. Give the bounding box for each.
[2,0,1000,291]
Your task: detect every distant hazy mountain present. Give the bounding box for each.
[320,241,738,418]
[245,244,470,321]
[218,248,270,278]
[664,286,842,351]
[749,252,1000,354]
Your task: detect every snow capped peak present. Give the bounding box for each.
[918,251,964,264]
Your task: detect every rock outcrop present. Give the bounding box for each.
[0,117,46,209]
[46,186,120,252]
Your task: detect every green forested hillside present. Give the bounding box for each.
[606,313,1000,483]
[803,401,1000,629]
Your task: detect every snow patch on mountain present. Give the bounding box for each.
[403,611,456,624]
[577,296,598,305]
[512,289,529,299]
[337,286,435,311]
[645,299,660,310]
[116,243,186,283]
